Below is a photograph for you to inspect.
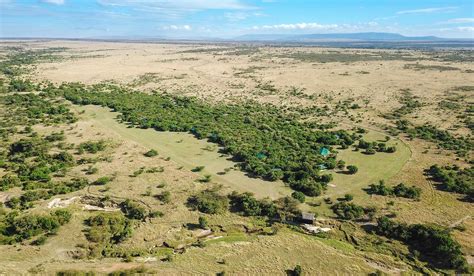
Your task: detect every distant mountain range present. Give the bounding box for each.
[234,32,449,42]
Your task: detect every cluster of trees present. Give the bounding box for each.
[7,178,89,210]
[229,191,301,222]
[385,90,422,119]
[0,132,91,209]
[187,190,302,222]
[119,199,149,220]
[60,83,361,195]
[85,198,163,258]
[85,212,133,258]
[187,189,229,214]
[2,93,77,125]
[8,78,36,92]
[375,217,468,271]
[0,47,65,77]
[331,201,372,220]
[77,140,108,154]
[427,165,473,201]
[356,139,396,154]
[401,124,473,157]
[0,209,71,244]
[366,180,421,200]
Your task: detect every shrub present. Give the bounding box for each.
[199,174,212,183]
[291,265,303,276]
[192,166,205,172]
[120,199,148,220]
[375,217,468,271]
[331,202,364,220]
[77,140,107,154]
[289,179,323,197]
[149,211,164,218]
[0,209,72,243]
[392,183,421,199]
[155,191,171,204]
[366,180,421,199]
[347,165,358,174]
[198,216,208,229]
[291,191,306,203]
[187,190,228,214]
[427,165,473,200]
[144,149,158,157]
[93,176,113,185]
[343,194,353,201]
[86,212,132,252]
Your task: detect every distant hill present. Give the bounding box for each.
[235,32,444,42]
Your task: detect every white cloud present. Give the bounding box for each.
[439,26,474,32]
[41,0,65,5]
[253,22,339,31]
[442,18,474,24]
[457,26,474,32]
[98,0,251,11]
[225,12,265,22]
[162,25,192,31]
[397,6,457,15]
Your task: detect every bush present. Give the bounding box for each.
[0,209,72,243]
[331,201,364,220]
[155,191,171,204]
[86,212,132,252]
[343,194,353,201]
[192,166,205,172]
[120,199,148,220]
[366,180,421,199]
[347,165,358,174]
[291,265,303,276]
[291,191,306,203]
[375,217,468,271]
[187,190,228,214]
[427,165,473,200]
[289,179,323,197]
[144,149,158,157]
[198,216,208,229]
[392,183,421,199]
[77,140,107,154]
[93,176,113,185]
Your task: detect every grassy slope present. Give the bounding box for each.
[75,104,411,205]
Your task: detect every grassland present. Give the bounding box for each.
[0,41,472,274]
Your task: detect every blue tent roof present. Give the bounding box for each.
[320,147,330,157]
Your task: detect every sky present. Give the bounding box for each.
[0,0,473,39]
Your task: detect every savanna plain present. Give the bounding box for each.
[0,40,472,275]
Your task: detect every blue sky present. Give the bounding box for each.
[0,0,473,38]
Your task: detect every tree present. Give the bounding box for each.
[336,160,346,170]
[347,165,358,174]
[343,194,353,201]
[198,216,208,229]
[291,191,305,203]
[187,190,228,214]
[291,265,303,276]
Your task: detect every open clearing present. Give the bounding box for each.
[75,104,411,206]
[75,104,290,199]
